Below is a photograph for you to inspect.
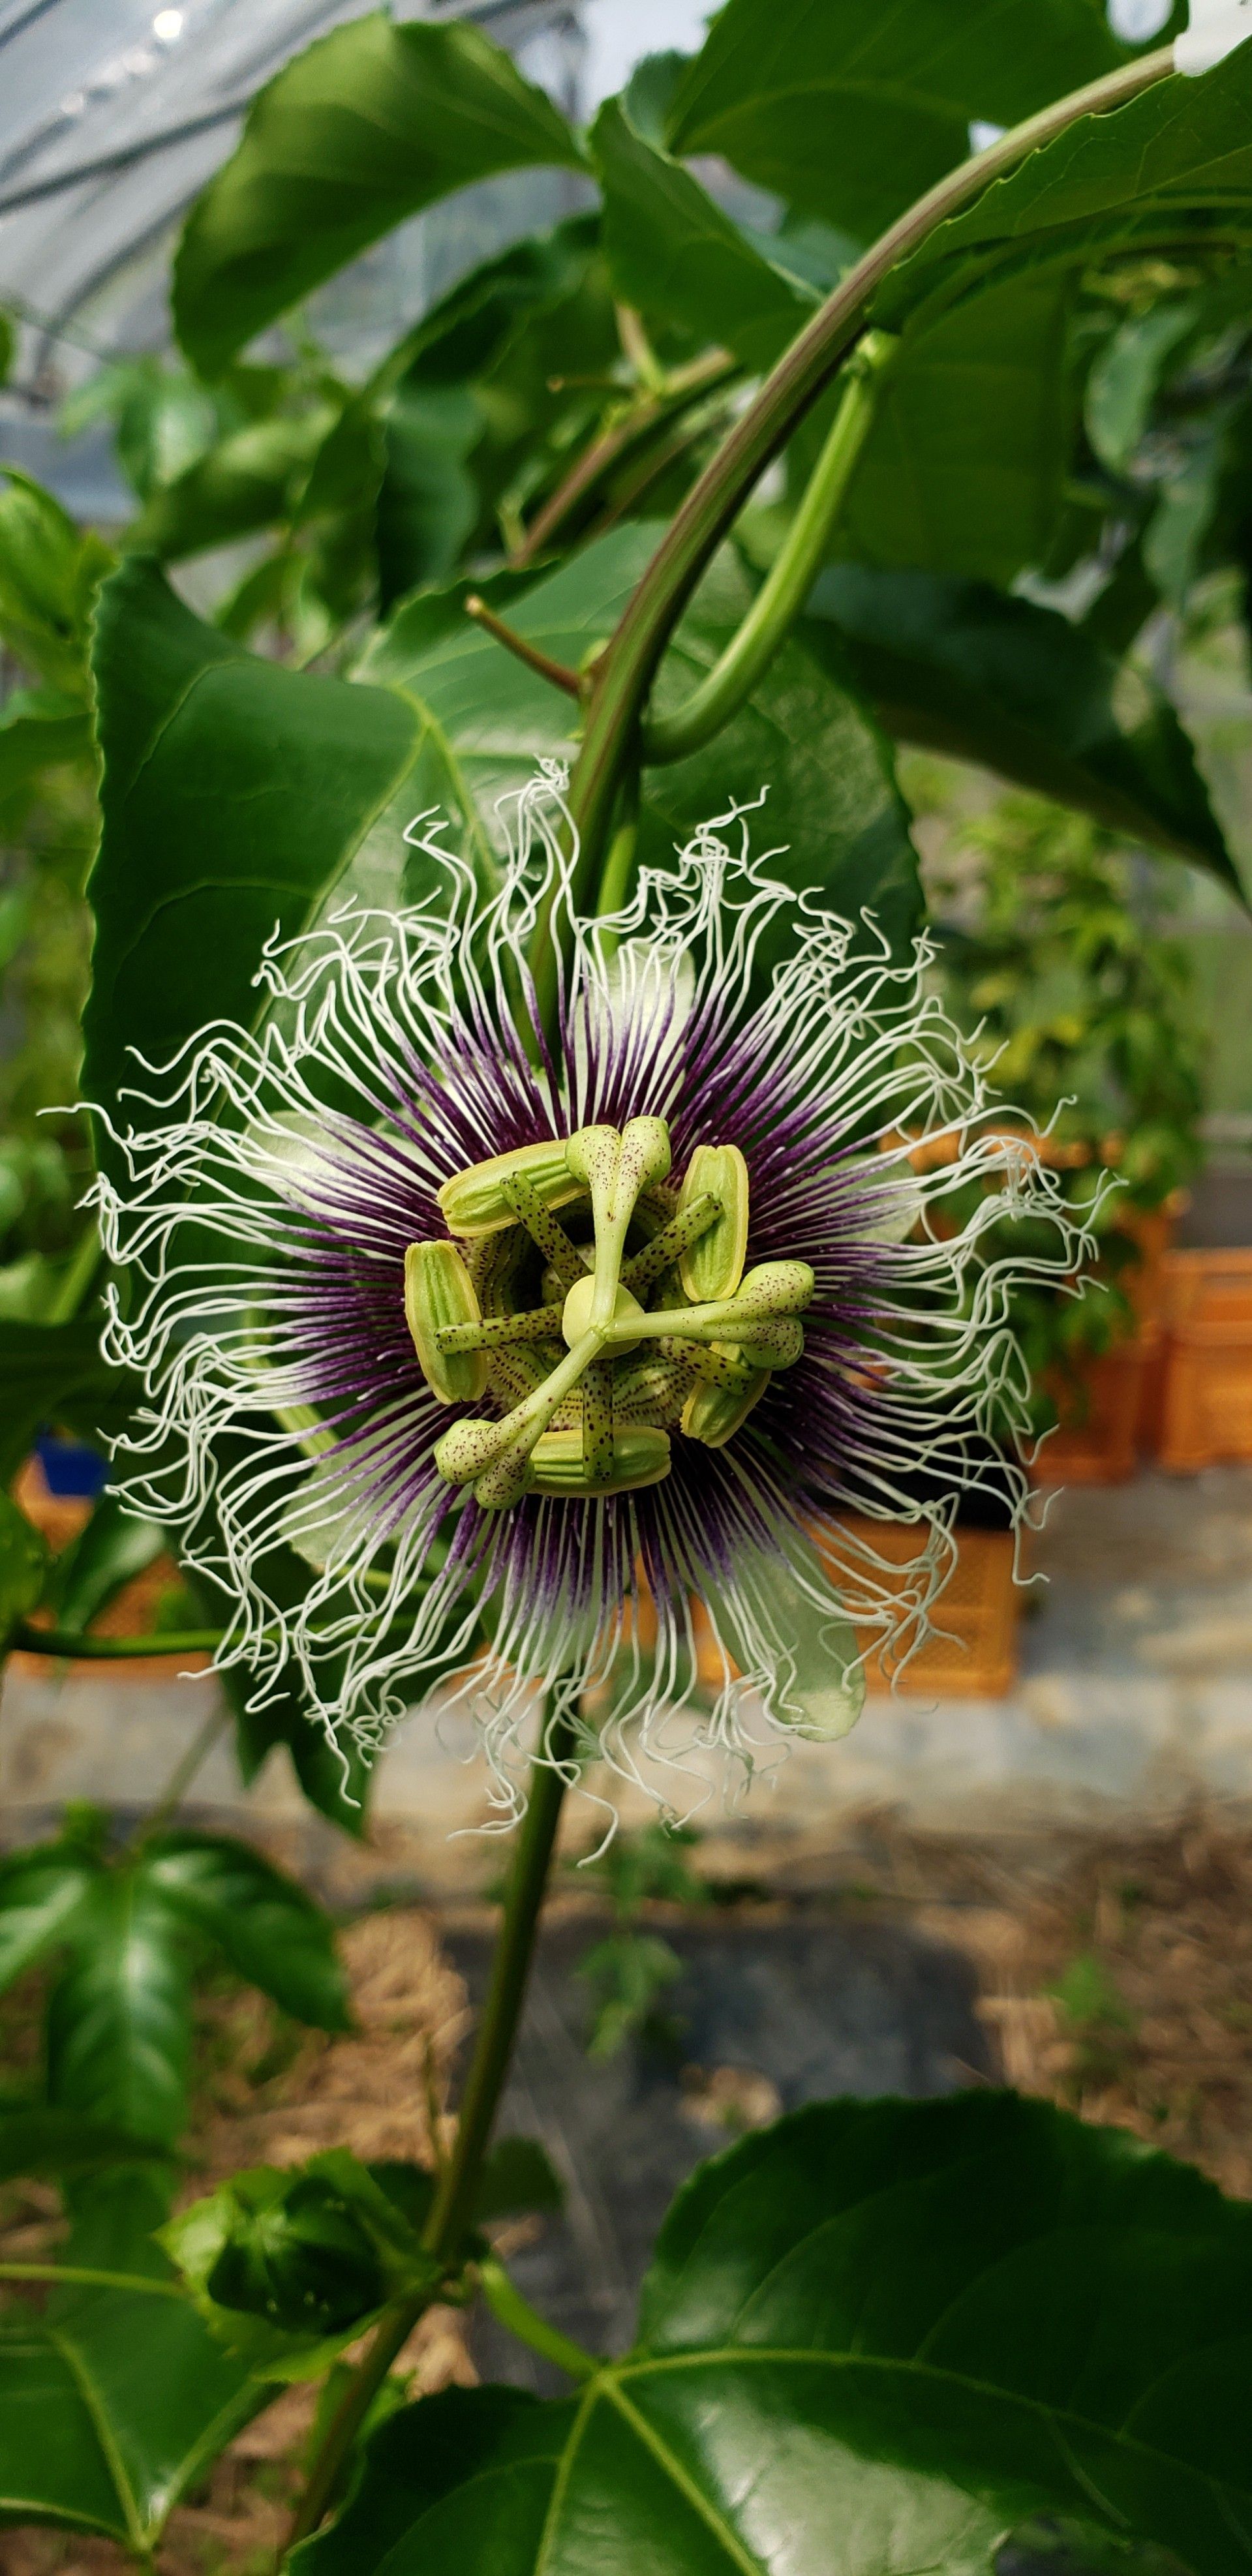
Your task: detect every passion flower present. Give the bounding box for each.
[89,770,1088,1811]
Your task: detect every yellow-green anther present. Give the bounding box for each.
[620,1192,720,1296]
[438,1140,583,1238]
[473,1447,536,1511]
[433,1416,509,1483]
[498,1172,585,1288]
[678,1145,749,1302]
[436,1303,564,1352]
[528,1425,671,1496]
[404,1241,489,1404]
[682,1369,772,1447]
[561,1275,645,1354]
[734,1260,815,1315]
[734,1317,804,1369]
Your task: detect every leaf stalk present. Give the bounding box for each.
[560,43,1177,912]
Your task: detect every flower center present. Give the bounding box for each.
[404,1121,814,1510]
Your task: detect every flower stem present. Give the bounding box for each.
[640,331,897,766]
[10,1623,224,1658]
[284,1703,578,2551]
[0,2262,183,2297]
[132,1703,232,1845]
[559,44,1176,905]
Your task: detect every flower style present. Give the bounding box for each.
[90,770,1090,1815]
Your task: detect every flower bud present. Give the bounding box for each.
[404,1241,488,1403]
[437,1140,582,1237]
[678,1144,749,1303]
[528,1425,671,1495]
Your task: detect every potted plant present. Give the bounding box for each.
[926,789,1205,1483]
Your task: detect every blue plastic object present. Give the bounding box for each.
[35,1434,109,1499]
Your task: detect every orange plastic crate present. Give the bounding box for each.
[1035,1326,1160,1488]
[1152,1251,1252,1471]
[836,1515,1020,1699]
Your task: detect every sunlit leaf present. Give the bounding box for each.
[174,12,585,376]
[664,0,1178,242]
[592,96,814,371]
[297,2093,1252,2576]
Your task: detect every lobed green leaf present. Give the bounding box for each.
[296,2093,1252,2576]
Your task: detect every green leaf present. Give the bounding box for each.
[0,1316,138,1485]
[378,386,481,611]
[805,564,1244,894]
[0,468,112,695]
[298,2093,1252,2576]
[664,0,1170,243]
[127,408,334,561]
[591,96,814,371]
[396,212,602,390]
[290,2385,565,2576]
[0,688,91,806]
[1085,297,1201,476]
[0,2106,166,2183]
[838,265,1076,584]
[173,12,585,377]
[84,556,420,1155]
[45,1868,194,2147]
[360,526,919,959]
[0,1840,95,1990]
[141,1830,350,2031]
[354,532,656,893]
[821,48,1252,588]
[0,2173,269,2546]
[0,1487,48,1638]
[42,1489,166,1635]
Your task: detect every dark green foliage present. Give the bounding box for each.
[0,2173,269,2547]
[84,558,420,1157]
[0,1821,349,2147]
[295,2092,1252,2576]
[664,0,1168,241]
[804,566,1242,893]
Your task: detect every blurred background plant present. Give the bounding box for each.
[921,784,1208,1427]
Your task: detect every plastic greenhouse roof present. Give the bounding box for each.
[0,0,615,511]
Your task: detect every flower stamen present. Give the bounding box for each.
[421,1123,815,1506]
